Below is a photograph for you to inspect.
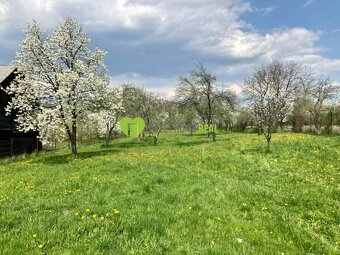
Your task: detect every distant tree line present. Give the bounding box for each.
[5,18,339,155]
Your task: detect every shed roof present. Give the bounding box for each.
[0,65,16,84]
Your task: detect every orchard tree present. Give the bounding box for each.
[5,18,109,156]
[100,86,125,147]
[148,99,168,144]
[243,61,306,151]
[81,86,125,147]
[176,63,235,138]
[121,84,159,138]
[234,109,253,132]
[182,107,198,134]
[290,96,311,132]
[306,75,338,133]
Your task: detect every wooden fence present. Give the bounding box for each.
[0,136,40,157]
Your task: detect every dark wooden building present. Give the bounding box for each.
[0,65,41,156]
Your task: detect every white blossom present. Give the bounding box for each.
[6,18,110,155]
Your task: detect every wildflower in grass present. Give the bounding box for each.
[92,214,97,219]
[32,234,37,238]
[38,244,44,249]
[75,212,79,216]
[236,238,243,244]
[81,215,85,220]
[113,209,120,215]
[100,216,105,220]
[76,189,80,192]
[86,208,90,212]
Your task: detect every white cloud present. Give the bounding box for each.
[110,72,178,98]
[0,1,328,63]
[332,28,340,34]
[302,0,315,7]
[252,6,276,15]
[228,84,243,94]
[1,0,340,93]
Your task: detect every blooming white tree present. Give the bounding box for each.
[5,18,109,156]
[81,86,125,147]
[101,88,125,147]
[243,61,306,151]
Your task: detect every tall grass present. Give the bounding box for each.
[0,133,339,254]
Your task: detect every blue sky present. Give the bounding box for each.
[0,0,340,97]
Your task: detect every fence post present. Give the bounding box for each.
[36,137,39,153]
[10,137,14,157]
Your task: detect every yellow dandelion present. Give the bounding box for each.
[81,215,85,219]
[76,189,80,192]
[38,244,43,249]
[75,212,79,216]
[113,209,120,215]
[32,234,37,238]
[100,216,105,220]
[86,208,90,212]
[92,214,97,219]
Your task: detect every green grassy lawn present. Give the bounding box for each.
[0,132,339,254]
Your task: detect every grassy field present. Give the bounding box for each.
[0,132,339,254]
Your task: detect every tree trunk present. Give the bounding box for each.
[71,135,77,156]
[279,122,284,132]
[212,132,216,142]
[315,122,321,134]
[329,109,333,133]
[105,132,112,148]
[313,111,322,134]
[207,120,211,137]
[153,129,161,145]
[71,121,77,156]
[105,123,110,148]
[266,135,271,152]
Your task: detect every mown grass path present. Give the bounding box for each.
[0,133,339,254]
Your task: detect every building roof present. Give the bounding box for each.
[0,65,16,84]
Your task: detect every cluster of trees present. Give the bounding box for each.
[176,63,236,140]
[5,18,339,155]
[243,61,339,151]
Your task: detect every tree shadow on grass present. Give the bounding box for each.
[172,139,211,147]
[34,148,122,165]
[105,139,154,149]
[181,133,206,137]
[239,146,269,155]
[106,136,211,148]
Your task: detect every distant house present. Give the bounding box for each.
[0,65,41,156]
